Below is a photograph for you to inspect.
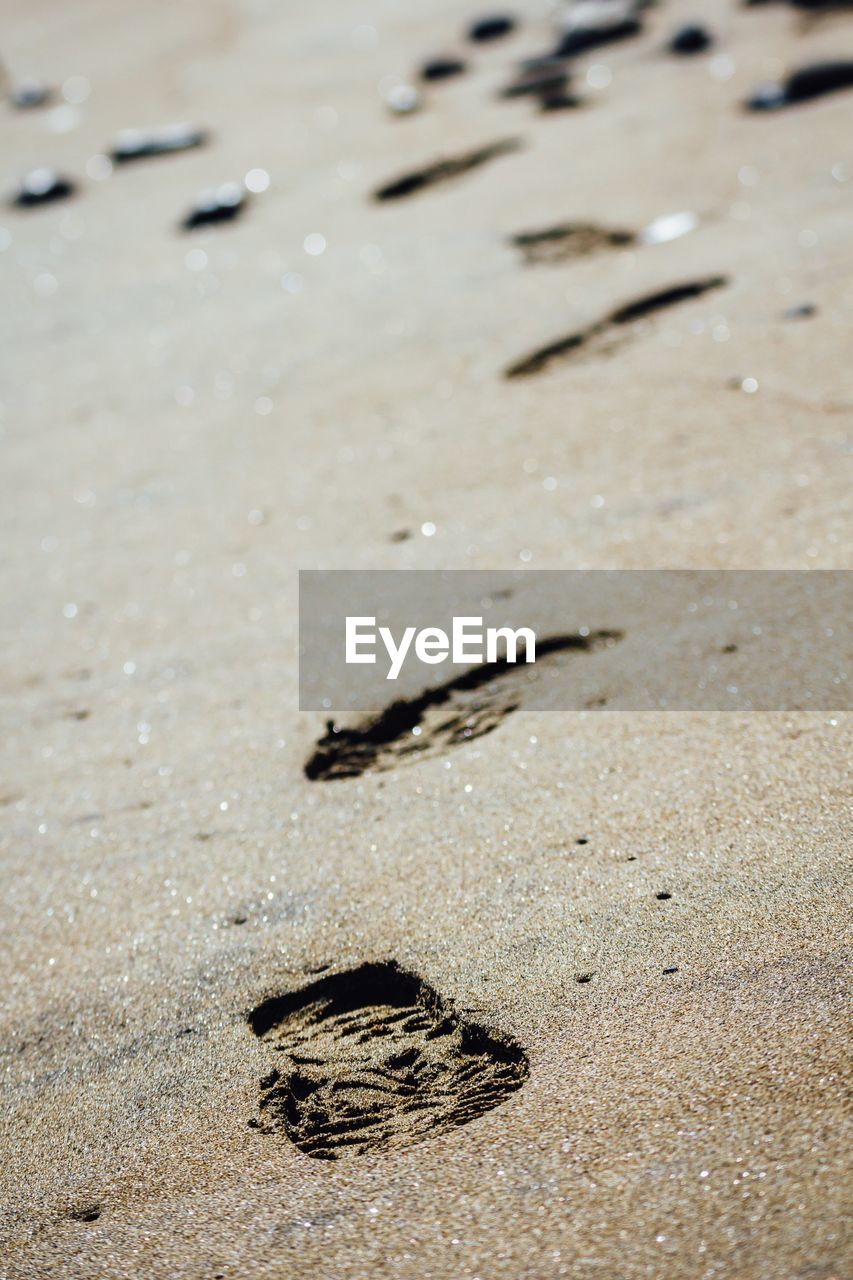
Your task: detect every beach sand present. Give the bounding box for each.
[0,0,850,1276]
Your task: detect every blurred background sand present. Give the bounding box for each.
[0,0,850,1276]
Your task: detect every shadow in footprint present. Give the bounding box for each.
[248,962,528,1159]
[304,629,623,780]
[373,139,521,202]
[505,275,727,378]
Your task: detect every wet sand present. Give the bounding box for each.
[0,0,850,1276]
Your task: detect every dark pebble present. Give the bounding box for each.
[111,122,207,163]
[555,1,642,58]
[500,63,569,99]
[747,61,853,110]
[420,57,467,82]
[556,21,640,57]
[520,51,567,71]
[747,82,787,111]
[539,88,582,111]
[669,23,713,54]
[182,182,245,231]
[790,0,853,8]
[783,302,817,319]
[662,966,679,975]
[468,14,517,42]
[656,891,672,900]
[786,61,853,101]
[13,168,75,208]
[11,79,53,109]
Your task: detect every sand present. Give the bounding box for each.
[0,0,850,1276]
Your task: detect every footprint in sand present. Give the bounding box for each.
[511,220,635,265]
[504,276,728,378]
[304,629,623,781]
[510,210,698,265]
[372,138,521,202]
[248,962,528,1160]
